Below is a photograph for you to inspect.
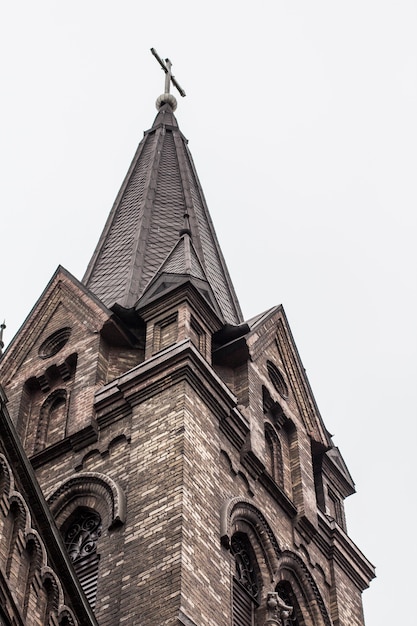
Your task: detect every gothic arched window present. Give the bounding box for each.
[63,507,102,609]
[231,533,260,626]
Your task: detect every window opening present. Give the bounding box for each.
[34,389,67,453]
[231,533,259,626]
[39,328,71,359]
[190,316,206,354]
[64,508,102,609]
[328,488,346,530]
[265,424,285,488]
[153,313,178,353]
[266,361,288,399]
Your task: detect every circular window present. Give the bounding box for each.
[267,360,288,398]
[38,327,71,359]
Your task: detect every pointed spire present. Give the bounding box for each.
[83,66,243,325]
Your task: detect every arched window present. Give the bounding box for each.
[22,539,37,618]
[5,501,23,577]
[63,507,102,609]
[40,575,58,625]
[266,361,288,399]
[265,423,284,488]
[231,533,260,626]
[262,387,295,499]
[35,389,67,452]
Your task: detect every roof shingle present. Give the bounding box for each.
[83,103,243,325]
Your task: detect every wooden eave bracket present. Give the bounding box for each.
[102,311,145,348]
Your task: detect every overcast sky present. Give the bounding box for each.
[1,2,416,624]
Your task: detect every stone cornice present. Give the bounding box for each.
[94,339,249,450]
[30,424,99,469]
[258,472,298,518]
[315,509,375,591]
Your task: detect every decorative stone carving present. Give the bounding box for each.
[64,510,102,562]
[231,534,259,599]
[264,591,293,626]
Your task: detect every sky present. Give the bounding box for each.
[0,2,416,624]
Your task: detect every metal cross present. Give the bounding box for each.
[151,48,186,97]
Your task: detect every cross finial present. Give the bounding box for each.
[151,48,186,111]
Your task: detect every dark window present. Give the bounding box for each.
[35,389,67,452]
[328,489,346,530]
[64,508,102,609]
[266,361,288,398]
[265,423,284,488]
[38,328,71,359]
[231,533,259,626]
[190,316,206,354]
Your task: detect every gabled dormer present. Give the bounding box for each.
[213,304,349,540]
[0,267,141,463]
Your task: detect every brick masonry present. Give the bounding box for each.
[0,268,374,625]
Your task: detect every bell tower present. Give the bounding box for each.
[0,51,374,626]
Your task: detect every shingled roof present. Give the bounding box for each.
[83,102,243,325]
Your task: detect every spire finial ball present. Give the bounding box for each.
[156,93,178,111]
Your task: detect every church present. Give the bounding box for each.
[0,52,375,626]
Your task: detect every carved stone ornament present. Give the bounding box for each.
[64,510,102,562]
[231,535,259,599]
[264,591,293,626]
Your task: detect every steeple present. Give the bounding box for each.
[0,50,374,626]
[83,52,242,325]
